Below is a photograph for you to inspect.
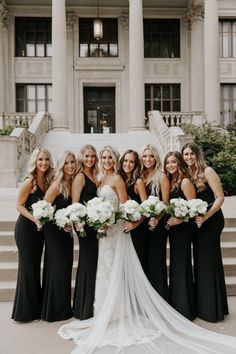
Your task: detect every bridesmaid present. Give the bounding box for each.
[182,142,228,322]
[12,148,54,322]
[72,145,99,320]
[140,144,170,300]
[119,149,148,272]
[164,151,196,320]
[42,151,77,322]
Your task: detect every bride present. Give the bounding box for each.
[59,146,236,354]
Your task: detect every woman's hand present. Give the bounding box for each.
[75,222,83,232]
[148,217,159,229]
[124,221,139,233]
[64,224,72,233]
[195,215,208,228]
[167,217,183,227]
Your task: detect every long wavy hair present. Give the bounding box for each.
[164,151,192,191]
[99,145,120,180]
[54,150,78,198]
[25,147,54,192]
[140,144,163,196]
[181,142,207,192]
[77,144,99,179]
[119,149,141,187]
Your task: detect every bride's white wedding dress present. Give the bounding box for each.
[58,185,236,354]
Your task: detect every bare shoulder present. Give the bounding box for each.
[48,180,60,193]
[204,166,218,180]
[73,172,85,185]
[135,177,145,187]
[19,178,33,194]
[181,177,193,187]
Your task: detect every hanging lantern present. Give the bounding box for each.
[93,0,103,40]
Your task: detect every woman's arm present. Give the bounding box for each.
[113,175,128,203]
[159,173,170,204]
[16,179,35,222]
[195,167,224,226]
[44,180,59,204]
[134,178,148,202]
[72,173,85,203]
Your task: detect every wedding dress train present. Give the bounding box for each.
[58,185,236,354]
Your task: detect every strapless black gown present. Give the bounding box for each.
[194,183,228,322]
[73,174,98,320]
[145,183,168,300]
[127,183,147,274]
[41,194,73,322]
[168,187,196,321]
[12,187,44,321]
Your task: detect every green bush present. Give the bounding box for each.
[182,123,236,195]
[0,126,14,136]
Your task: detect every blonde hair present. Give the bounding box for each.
[77,144,99,178]
[99,146,120,179]
[182,142,207,192]
[140,144,162,196]
[25,147,54,192]
[54,151,78,198]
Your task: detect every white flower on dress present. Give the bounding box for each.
[31,200,55,231]
[54,203,87,237]
[141,196,166,231]
[86,197,116,239]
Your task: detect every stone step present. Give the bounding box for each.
[221,228,236,242]
[225,218,236,228]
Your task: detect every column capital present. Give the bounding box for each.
[0,3,9,28]
[185,4,204,31]
[66,11,76,29]
[119,12,129,31]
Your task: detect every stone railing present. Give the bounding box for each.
[161,111,206,127]
[0,112,35,129]
[0,112,49,187]
[148,110,194,155]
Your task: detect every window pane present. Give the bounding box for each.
[172,86,180,99]
[80,44,88,57]
[145,85,151,99]
[47,85,52,99]
[16,100,25,112]
[26,44,35,56]
[223,85,230,99]
[233,35,236,58]
[163,86,170,99]
[46,43,52,57]
[163,100,170,111]
[37,85,45,99]
[153,100,161,111]
[47,100,52,112]
[110,44,118,57]
[173,100,180,111]
[145,100,151,114]
[36,44,44,56]
[38,100,45,111]
[27,86,35,99]
[90,43,99,57]
[16,85,25,99]
[153,86,161,99]
[28,100,36,112]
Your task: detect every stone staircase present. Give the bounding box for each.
[0,218,236,301]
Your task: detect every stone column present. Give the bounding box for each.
[52,0,68,129]
[204,0,220,123]
[185,3,204,113]
[129,0,145,130]
[0,4,9,113]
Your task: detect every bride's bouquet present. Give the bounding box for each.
[187,199,208,228]
[54,203,87,237]
[165,198,189,230]
[140,196,166,231]
[117,200,142,233]
[86,197,116,239]
[31,200,55,231]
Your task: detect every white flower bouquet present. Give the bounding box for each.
[165,198,189,230]
[141,196,167,231]
[187,198,208,228]
[86,197,116,239]
[31,200,55,231]
[54,203,87,237]
[117,200,142,233]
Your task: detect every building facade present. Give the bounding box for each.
[0,0,236,133]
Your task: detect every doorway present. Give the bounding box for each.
[84,87,115,133]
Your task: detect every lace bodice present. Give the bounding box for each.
[97,185,120,209]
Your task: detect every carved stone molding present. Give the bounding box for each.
[0,3,9,28]
[119,13,129,30]
[66,11,76,29]
[185,4,204,31]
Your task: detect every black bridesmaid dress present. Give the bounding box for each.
[168,187,196,321]
[73,173,98,320]
[41,194,73,322]
[194,183,229,322]
[127,183,147,274]
[145,183,168,300]
[12,186,44,322]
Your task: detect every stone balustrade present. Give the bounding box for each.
[0,111,49,187]
[0,112,35,129]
